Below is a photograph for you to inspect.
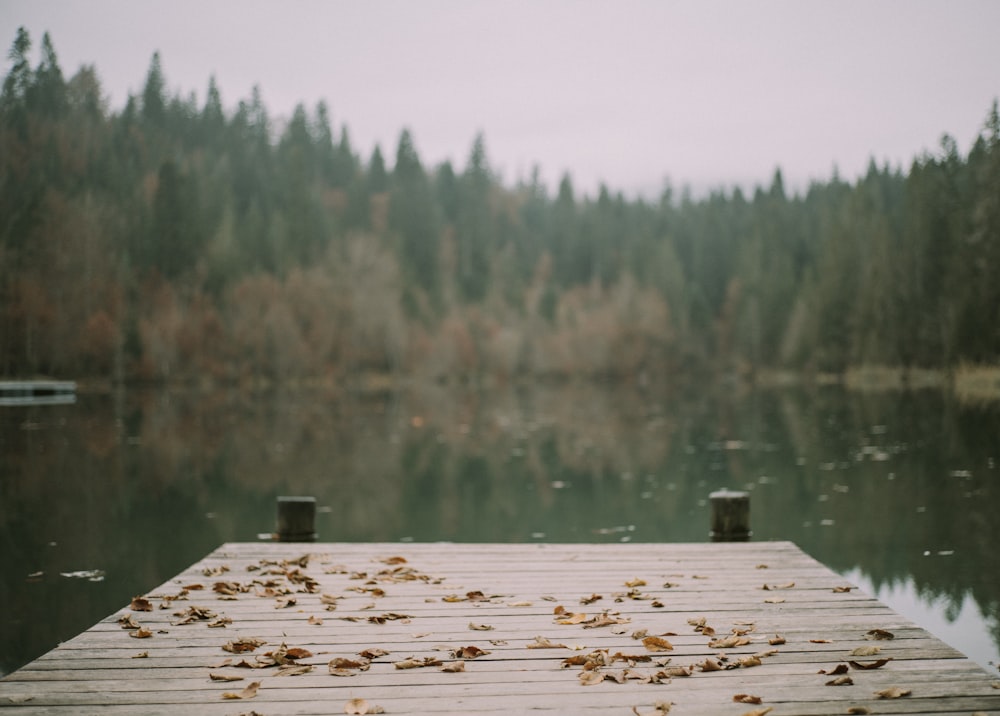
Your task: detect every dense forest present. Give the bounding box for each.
[2,28,999,386]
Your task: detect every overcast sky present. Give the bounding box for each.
[3,0,999,198]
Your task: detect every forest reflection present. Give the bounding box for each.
[1,382,998,675]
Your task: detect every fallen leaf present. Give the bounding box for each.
[875,687,911,699]
[452,645,491,659]
[768,635,786,645]
[697,658,723,672]
[820,663,850,675]
[581,593,603,604]
[469,622,494,631]
[118,614,140,629]
[440,660,465,672]
[810,639,833,644]
[508,600,533,607]
[826,675,854,686]
[130,596,154,612]
[865,629,895,640]
[833,586,854,593]
[359,648,390,660]
[328,657,371,675]
[394,656,442,669]
[344,697,385,714]
[221,681,259,700]
[642,636,674,652]
[708,635,750,649]
[308,615,323,625]
[527,635,569,649]
[741,709,773,716]
[763,597,785,604]
[739,655,762,668]
[579,670,605,685]
[850,658,891,670]
[209,672,244,682]
[850,645,881,657]
[223,638,265,653]
[556,611,590,625]
[276,664,314,676]
[632,701,673,715]
[129,628,153,639]
[734,694,763,704]
[625,578,647,587]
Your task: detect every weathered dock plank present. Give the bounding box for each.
[2,541,998,715]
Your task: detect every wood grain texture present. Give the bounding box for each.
[2,541,999,715]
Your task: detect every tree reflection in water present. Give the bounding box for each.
[1,383,998,675]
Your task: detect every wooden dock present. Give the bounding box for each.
[2,541,999,715]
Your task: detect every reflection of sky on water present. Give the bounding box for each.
[842,567,1000,674]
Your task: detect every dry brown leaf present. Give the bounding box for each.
[452,645,490,659]
[276,664,313,677]
[768,635,786,645]
[632,701,673,715]
[739,655,762,668]
[359,648,390,660]
[820,663,849,675]
[223,638,265,653]
[875,686,911,699]
[708,635,750,649]
[579,670,605,686]
[118,614,140,629]
[394,656,442,669]
[763,597,785,604]
[697,658,723,672]
[131,651,148,659]
[741,709,773,716]
[733,694,763,704]
[584,612,630,628]
[850,645,881,657]
[527,635,569,649]
[508,600,533,607]
[209,672,244,682]
[221,681,259,700]
[833,586,854,593]
[129,628,153,639]
[440,660,465,672]
[826,675,854,686]
[130,596,153,612]
[625,578,647,587]
[850,658,891,670]
[468,622,494,631]
[556,611,589,625]
[581,593,603,605]
[344,697,385,714]
[865,629,895,640]
[642,636,674,652]
[328,657,371,675]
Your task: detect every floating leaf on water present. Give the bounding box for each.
[61,570,105,582]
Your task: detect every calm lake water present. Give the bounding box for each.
[2,382,999,677]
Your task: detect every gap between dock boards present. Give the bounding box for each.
[2,541,999,715]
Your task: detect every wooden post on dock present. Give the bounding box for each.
[276,496,317,542]
[709,489,750,541]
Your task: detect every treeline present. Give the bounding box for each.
[2,28,999,385]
